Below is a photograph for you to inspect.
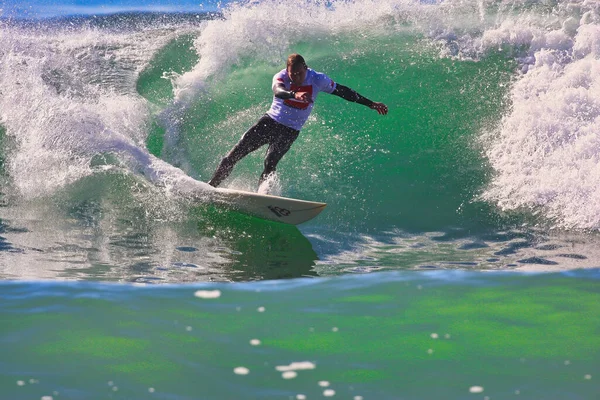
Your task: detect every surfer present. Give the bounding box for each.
[208,53,388,188]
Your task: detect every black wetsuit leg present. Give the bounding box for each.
[260,126,299,184]
[208,115,299,187]
[208,115,272,187]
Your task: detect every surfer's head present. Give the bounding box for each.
[287,53,308,85]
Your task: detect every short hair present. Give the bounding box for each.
[287,53,306,69]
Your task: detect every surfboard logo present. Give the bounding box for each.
[268,206,291,218]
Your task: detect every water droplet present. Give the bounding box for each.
[250,339,261,346]
[323,389,336,397]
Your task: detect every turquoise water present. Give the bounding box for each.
[1,0,600,398]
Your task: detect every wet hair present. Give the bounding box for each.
[287,53,307,69]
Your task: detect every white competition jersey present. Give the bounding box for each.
[266,68,337,131]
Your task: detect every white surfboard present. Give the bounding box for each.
[212,187,327,225]
[138,155,325,224]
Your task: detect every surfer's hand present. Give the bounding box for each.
[294,91,312,103]
[371,102,388,115]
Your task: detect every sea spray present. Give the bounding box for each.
[0,19,213,200]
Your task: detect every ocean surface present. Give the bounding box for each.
[0,0,599,398]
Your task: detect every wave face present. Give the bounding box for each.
[0,1,600,279]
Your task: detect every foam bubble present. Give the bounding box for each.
[276,361,316,372]
[234,367,250,375]
[282,371,297,379]
[469,386,484,393]
[194,290,221,299]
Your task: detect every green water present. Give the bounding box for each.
[2,271,599,399]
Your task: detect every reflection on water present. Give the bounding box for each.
[0,196,319,282]
[312,228,600,275]
[2,171,600,283]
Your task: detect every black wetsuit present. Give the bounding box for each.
[208,84,375,188]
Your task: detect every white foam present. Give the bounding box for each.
[481,31,600,229]
[428,1,600,229]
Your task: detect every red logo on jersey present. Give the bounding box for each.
[284,84,313,110]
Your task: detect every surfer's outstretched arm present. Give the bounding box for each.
[331,84,388,115]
